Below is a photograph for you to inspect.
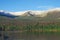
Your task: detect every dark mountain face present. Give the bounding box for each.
[22,11,35,16]
[0,12,18,18]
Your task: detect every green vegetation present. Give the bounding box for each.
[0,16,60,33]
[0,22,60,33]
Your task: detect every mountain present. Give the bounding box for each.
[0,10,18,18]
[22,11,47,17]
[45,8,60,20]
[0,10,47,18]
[0,8,60,28]
[0,8,60,20]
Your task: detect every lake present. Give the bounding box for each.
[1,31,60,40]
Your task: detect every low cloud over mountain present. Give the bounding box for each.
[0,8,60,19]
[0,10,18,18]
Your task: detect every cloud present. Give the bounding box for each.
[37,6,56,10]
[0,10,4,12]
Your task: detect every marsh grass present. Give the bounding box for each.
[0,22,60,33]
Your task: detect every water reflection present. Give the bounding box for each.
[3,31,60,40]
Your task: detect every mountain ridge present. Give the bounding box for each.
[0,8,60,19]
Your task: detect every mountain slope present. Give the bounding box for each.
[0,10,18,18]
[0,8,60,21]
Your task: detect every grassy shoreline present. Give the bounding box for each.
[0,21,60,33]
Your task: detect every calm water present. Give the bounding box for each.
[1,31,60,40]
[0,21,60,40]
